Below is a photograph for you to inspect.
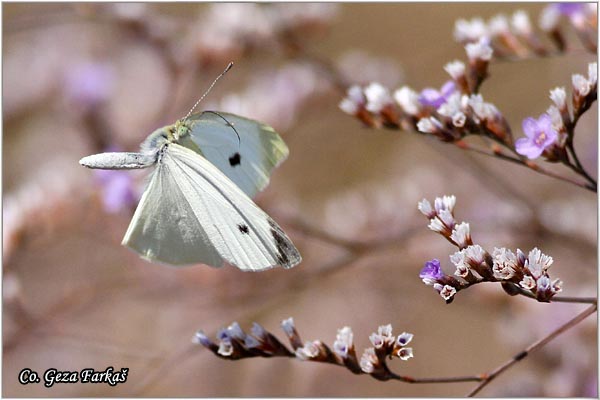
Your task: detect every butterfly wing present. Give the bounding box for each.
[121,151,224,267]
[123,143,301,271]
[180,112,289,198]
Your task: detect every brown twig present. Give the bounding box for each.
[466,303,598,396]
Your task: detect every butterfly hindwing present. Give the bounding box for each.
[121,150,224,267]
[181,112,289,198]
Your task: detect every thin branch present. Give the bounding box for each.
[467,303,598,397]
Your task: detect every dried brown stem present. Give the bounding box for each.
[466,303,598,396]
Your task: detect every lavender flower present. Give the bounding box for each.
[64,61,114,109]
[420,259,445,285]
[332,327,353,358]
[515,114,558,159]
[418,80,456,108]
[94,169,137,214]
[396,332,413,347]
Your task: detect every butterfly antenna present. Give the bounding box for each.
[201,111,241,144]
[184,62,233,120]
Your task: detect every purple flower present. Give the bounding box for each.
[419,80,456,108]
[94,169,137,214]
[515,114,558,159]
[555,3,585,16]
[419,259,445,285]
[64,61,114,108]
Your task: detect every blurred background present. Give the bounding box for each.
[2,3,597,397]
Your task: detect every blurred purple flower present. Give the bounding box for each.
[94,168,137,214]
[515,114,558,159]
[555,3,585,16]
[418,80,456,108]
[64,62,114,108]
[419,259,444,285]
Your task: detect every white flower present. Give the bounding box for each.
[393,86,421,115]
[546,105,564,131]
[434,195,456,213]
[454,18,488,42]
[227,322,245,340]
[396,347,414,361]
[369,333,385,349]
[519,275,536,290]
[468,94,499,121]
[539,5,560,31]
[549,87,567,110]
[192,331,210,346]
[572,74,591,97]
[438,209,455,227]
[295,341,320,360]
[437,92,462,118]
[281,317,296,336]
[465,244,486,265]
[364,82,392,113]
[244,335,261,349]
[339,85,364,115]
[417,198,435,217]
[450,250,470,278]
[488,14,510,37]
[217,339,234,356]
[465,37,493,61]
[450,222,470,248]
[588,62,597,86]
[427,217,446,233]
[525,248,553,278]
[536,275,552,292]
[396,332,414,346]
[417,116,441,134]
[377,324,395,345]
[444,60,466,80]
[333,326,353,358]
[439,285,457,301]
[552,278,563,294]
[492,247,517,279]
[511,10,532,35]
[360,348,378,373]
[452,112,467,128]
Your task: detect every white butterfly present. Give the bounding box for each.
[80,110,301,271]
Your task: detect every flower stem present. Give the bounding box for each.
[466,303,598,397]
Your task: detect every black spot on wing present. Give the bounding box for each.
[229,152,241,167]
[268,218,301,268]
[238,223,249,234]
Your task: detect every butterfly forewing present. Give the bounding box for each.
[182,112,289,198]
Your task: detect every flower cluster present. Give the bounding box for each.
[339,7,596,192]
[194,318,414,381]
[188,3,339,65]
[455,5,598,57]
[514,62,597,161]
[339,38,512,147]
[418,196,563,303]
